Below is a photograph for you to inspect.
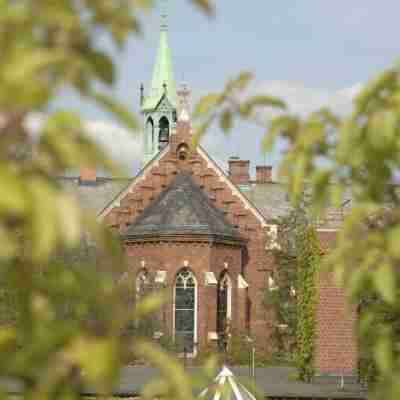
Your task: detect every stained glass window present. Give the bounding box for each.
[174,268,196,353]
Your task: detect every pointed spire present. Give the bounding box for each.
[141,0,177,111]
[160,0,168,31]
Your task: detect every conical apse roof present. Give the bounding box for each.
[122,171,243,244]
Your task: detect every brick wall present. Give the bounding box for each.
[124,241,243,351]
[103,119,275,353]
[102,118,359,370]
[315,231,358,376]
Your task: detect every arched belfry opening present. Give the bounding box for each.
[146,117,154,152]
[158,116,170,150]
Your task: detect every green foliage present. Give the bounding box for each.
[192,71,286,147]
[226,330,252,365]
[263,208,308,364]
[0,1,216,399]
[194,46,400,399]
[295,225,320,381]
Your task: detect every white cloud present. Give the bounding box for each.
[25,114,143,175]
[85,120,143,173]
[25,80,362,178]
[254,80,362,116]
[197,80,363,172]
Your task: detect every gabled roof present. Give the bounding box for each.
[59,177,131,214]
[122,171,243,244]
[98,144,269,229]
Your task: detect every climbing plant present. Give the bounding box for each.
[295,225,320,381]
[263,208,307,363]
[194,54,400,399]
[264,207,320,380]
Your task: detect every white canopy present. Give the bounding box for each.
[199,366,257,400]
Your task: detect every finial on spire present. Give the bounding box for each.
[163,82,168,94]
[177,82,191,122]
[140,83,144,106]
[160,0,168,31]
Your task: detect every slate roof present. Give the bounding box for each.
[58,175,350,230]
[122,171,243,243]
[243,182,292,221]
[58,177,131,214]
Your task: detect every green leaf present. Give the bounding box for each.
[374,333,393,374]
[240,95,287,117]
[90,91,139,131]
[388,225,400,259]
[373,263,396,305]
[56,195,82,247]
[219,109,233,134]
[228,71,253,92]
[190,0,215,15]
[193,93,221,116]
[133,292,165,321]
[0,167,27,215]
[132,0,155,10]
[192,118,213,147]
[86,50,115,85]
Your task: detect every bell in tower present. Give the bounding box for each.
[158,116,170,150]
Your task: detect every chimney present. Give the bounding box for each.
[228,157,250,185]
[79,166,97,184]
[256,165,273,183]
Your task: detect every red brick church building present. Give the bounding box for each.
[62,18,357,379]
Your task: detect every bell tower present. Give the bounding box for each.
[141,0,177,165]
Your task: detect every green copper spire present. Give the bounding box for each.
[142,4,177,111]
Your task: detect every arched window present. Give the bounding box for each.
[174,268,197,355]
[217,271,232,349]
[146,117,154,152]
[158,116,170,150]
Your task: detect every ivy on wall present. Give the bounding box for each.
[263,210,305,363]
[295,225,321,381]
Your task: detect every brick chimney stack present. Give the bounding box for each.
[228,157,250,185]
[79,166,97,184]
[256,165,273,183]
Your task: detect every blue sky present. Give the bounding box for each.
[55,1,400,175]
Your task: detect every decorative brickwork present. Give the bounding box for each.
[101,115,273,352]
[100,108,358,375]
